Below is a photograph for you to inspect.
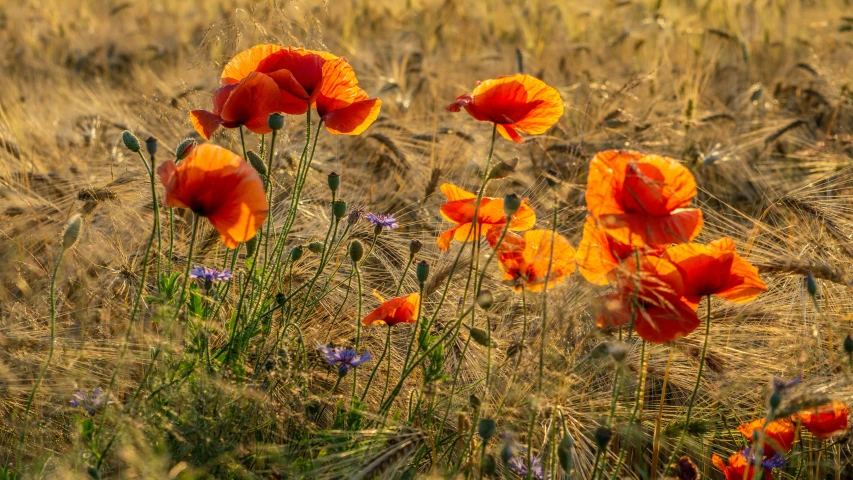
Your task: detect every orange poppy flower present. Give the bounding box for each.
[361,293,420,327]
[436,183,536,251]
[191,72,283,140]
[157,144,268,248]
[219,45,381,135]
[737,418,796,457]
[486,229,576,292]
[797,402,850,439]
[663,237,767,306]
[712,452,772,480]
[594,255,700,343]
[575,216,665,286]
[446,74,563,144]
[585,150,703,247]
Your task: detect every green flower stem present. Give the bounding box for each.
[351,261,364,404]
[137,150,161,289]
[610,340,647,478]
[361,325,391,402]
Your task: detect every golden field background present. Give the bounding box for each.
[1,0,853,478]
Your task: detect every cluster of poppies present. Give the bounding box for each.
[714,402,850,478]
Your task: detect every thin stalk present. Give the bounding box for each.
[351,261,364,403]
[361,326,391,402]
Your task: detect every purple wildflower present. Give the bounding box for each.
[741,447,786,471]
[69,388,112,414]
[317,344,372,374]
[508,455,545,480]
[366,213,399,230]
[190,266,232,283]
[772,376,802,392]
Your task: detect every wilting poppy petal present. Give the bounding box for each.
[221,44,285,85]
[190,110,224,140]
[737,418,796,457]
[219,72,283,135]
[797,402,849,440]
[157,144,268,248]
[362,293,420,326]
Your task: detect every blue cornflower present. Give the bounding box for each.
[741,447,786,471]
[317,344,372,374]
[508,455,545,480]
[190,266,232,283]
[772,376,802,392]
[366,213,399,230]
[69,388,112,414]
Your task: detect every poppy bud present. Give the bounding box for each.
[409,239,423,257]
[557,435,574,474]
[416,260,429,284]
[503,193,522,217]
[145,137,158,157]
[544,169,561,189]
[769,390,782,410]
[480,453,497,477]
[477,418,496,442]
[307,242,323,254]
[469,394,481,410]
[246,150,266,176]
[593,426,612,450]
[806,272,817,297]
[290,246,304,262]
[62,215,82,250]
[174,138,195,161]
[468,326,496,347]
[844,334,853,354]
[121,131,141,153]
[327,172,340,193]
[487,157,518,180]
[87,466,101,479]
[349,240,364,263]
[476,290,494,310]
[275,292,286,306]
[268,113,285,131]
[500,439,514,466]
[608,343,628,363]
[332,201,348,220]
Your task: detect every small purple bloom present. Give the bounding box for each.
[317,344,372,374]
[741,447,786,471]
[508,455,546,480]
[366,213,399,230]
[772,376,802,392]
[190,266,232,283]
[69,388,112,414]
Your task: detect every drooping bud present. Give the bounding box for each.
[844,334,853,354]
[275,292,286,306]
[409,239,423,257]
[307,242,323,254]
[594,426,612,450]
[290,246,304,262]
[121,131,141,153]
[332,201,348,220]
[416,260,429,284]
[476,290,494,310]
[769,390,782,411]
[349,240,364,263]
[806,272,817,297]
[487,157,519,180]
[145,137,158,157]
[267,113,285,131]
[544,169,561,189]
[469,394,481,410]
[327,172,340,193]
[503,193,522,217]
[557,434,574,474]
[468,326,495,347]
[477,418,497,442]
[500,438,514,466]
[174,138,195,161]
[62,215,82,250]
[247,150,266,176]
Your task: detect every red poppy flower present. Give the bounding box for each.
[361,293,420,327]
[575,216,664,286]
[585,150,703,247]
[797,402,850,439]
[663,237,767,306]
[157,144,268,248]
[191,72,283,139]
[594,255,700,343]
[446,74,563,144]
[437,183,536,251]
[737,418,796,457]
[486,229,576,292]
[712,452,771,480]
[218,45,381,135]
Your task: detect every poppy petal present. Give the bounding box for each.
[440,183,477,201]
[600,208,703,247]
[190,110,224,140]
[219,72,283,135]
[323,96,382,135]
[575,216,625,286]
[520,230,576,292]
[512,77,564,135]
[221,44,285,84]
[497,124,524,144]
[633,294,700,343]
[507,201,537,231]
[264,69,310,114]
[437,225,459,251]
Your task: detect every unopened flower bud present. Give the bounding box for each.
[503,193,522,217]
[247,150,266,176]
[806,272,817,297]
[327,172,340,193]
[409,239,423,257]
[307,242,323,254]
[275,292,286,306]
[332,201,348,220]
[373,223,383,237]
[175,138,195,161]
[268,113,285,131]
[145,137,158,156]
[476,290,494,310]
[290,246,304,262]
[500,439,514,465]
[544,169,561,189]
[62,215,82,250]
[477,418,496,442]
[593,426,612,450]
[769,390,782,410]
[844,334,853,354]
[608,343,628,363]
[121,131,141,153]
[487,157,518,180]
[416,260,429,284]
[480,453,497,476]
[469,394,481,410]
[349,240,364,263]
